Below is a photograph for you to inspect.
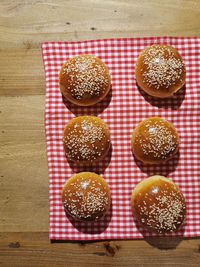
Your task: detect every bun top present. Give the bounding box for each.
[62,172,111,221]
[63,116,110,163]
[59,55,111,106]
[132,175,186,233]
[135,44,186,98]
[132,117,179,164]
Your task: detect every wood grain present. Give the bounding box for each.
[0,0,200,96]
[0,232,200,267]
[0,95,48,232]
[0,50,45,96]
[0,0,200,266]
[0,0,199,48]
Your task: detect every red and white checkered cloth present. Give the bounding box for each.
[42,37,200,240]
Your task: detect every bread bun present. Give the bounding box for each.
[62,172,111,221]
[135,44,186,98]
[63,116,111,164]
[131,175,186,233]
[131,117,179,164]
[59,55,111,106]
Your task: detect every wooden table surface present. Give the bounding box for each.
[0,1,200,266]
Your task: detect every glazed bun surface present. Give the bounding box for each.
[62,172,111,221]
[131,117,179,164]
[59,54,111,106]
[63,116,111,164]
[131,175,186,234]
[135,44,186,98]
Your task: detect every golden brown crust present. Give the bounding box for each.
[135,44,186,98]
[59,55,111,106]
[131,175,186,234]
[63,116,111,164]
[131,117,179,164]
[62,172,111,221]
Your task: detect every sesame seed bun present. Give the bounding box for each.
[131,175,186,234]
[135,44,186,98]
[131,117,179,164]
[62,172,111,222]
[63,116,111,164]
[59,54,111,106]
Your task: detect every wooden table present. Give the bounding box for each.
[0,1,200,266]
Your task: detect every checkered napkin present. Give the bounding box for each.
[42,37,200,240]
